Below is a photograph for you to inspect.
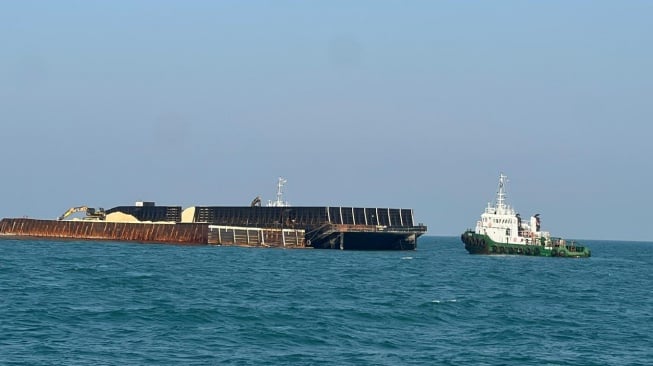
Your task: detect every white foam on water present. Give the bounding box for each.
[432,299,458,304]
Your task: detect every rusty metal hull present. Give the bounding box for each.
[207,225,306,248]
[0,218,208,245]
[0,218,427,250]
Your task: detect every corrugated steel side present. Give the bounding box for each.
[192,206,418,229]
[0,218,208,245]
[105,206,182,222]
[207,225,306,248]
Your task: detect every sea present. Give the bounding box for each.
[0,237,651,365]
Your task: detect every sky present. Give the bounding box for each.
[1,1,652,241]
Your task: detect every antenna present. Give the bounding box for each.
[267,177,290,207]
[496,173,508,209]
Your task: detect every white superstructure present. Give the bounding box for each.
[474,173,552,246]
[267,177,290,207]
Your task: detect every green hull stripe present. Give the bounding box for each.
[460,231,591,258]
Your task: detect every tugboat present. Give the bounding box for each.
[461,173,590,258]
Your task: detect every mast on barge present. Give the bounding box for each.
[267,177,290,207]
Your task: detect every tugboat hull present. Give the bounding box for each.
[461,231,590,258]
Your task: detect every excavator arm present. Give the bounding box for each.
[58,206,88,220]
[57,206,105,221]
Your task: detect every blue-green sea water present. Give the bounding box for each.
[1,237,651,365]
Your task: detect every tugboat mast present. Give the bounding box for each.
[496,173,508,210]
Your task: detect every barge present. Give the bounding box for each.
[0,179,427,250]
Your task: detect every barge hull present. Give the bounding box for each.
[340,232,417,250]
[307,224,424,250]
[0,217,426,250]
[207,225,306,248]
[0,218,208,245]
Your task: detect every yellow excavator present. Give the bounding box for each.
[58,206,106,221]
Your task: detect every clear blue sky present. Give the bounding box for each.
[1,1,651,241]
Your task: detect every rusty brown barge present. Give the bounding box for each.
[0,203,427,250]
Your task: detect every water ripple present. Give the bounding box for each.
[0,238,651,365]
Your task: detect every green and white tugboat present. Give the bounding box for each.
[461,173,590,258]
